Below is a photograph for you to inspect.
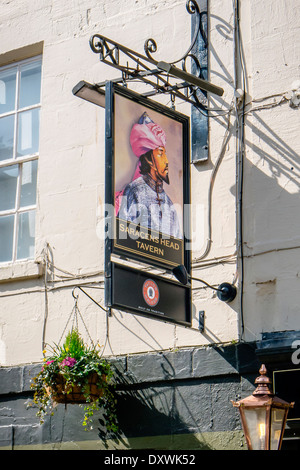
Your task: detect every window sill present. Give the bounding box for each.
[0,260,44,283]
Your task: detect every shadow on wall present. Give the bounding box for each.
[194,9,300,339]
[96,355,215,449]
[40,378,214,450]
[101,383,214,450]
[229,104,300,337]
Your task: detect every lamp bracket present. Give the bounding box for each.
[89,1,222,111]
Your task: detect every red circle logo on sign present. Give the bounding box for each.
[143,279,160,307]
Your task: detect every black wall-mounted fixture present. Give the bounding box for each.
[157,61,224,96]
[72,80,105,108]
[172,264,237,303]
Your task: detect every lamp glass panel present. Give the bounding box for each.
[270,408,286,450]
[243,407,267,450]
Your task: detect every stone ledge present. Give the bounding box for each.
[0,343,259,394]
[256,330,300,364]
[125,349,193,384]
[0,364,41,394]
[119,343,258,385]
[0,260,44,284]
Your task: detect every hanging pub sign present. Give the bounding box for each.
[104,82,191,325]
[106,82,190,269]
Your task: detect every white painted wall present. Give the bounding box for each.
[241,0,300,341]
[0,0,299,366]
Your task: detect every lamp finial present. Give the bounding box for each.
[253,364,273,396]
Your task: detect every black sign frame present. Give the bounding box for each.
[104,82,191,325]
[111,263,191,326]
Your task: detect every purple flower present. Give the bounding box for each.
[42,360,54,371]
[60,357,77,367]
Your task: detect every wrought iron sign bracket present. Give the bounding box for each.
[88,0,223,112]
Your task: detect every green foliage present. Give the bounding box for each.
[61,329,86,358]
[30,329,118,433]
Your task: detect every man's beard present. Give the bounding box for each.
[157,171,169,185]
[162,172,170,185]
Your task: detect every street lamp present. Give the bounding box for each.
[72,80,106,108]
[172,264,237,303]
[232,364,294,450]
[157,61,224,97]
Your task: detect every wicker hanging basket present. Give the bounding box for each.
[46,373,105,404]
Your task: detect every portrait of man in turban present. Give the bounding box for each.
[116,111,182,239]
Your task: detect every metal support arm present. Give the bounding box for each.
[88,1,223,110]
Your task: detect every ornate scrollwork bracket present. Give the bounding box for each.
[89,1,221,111]
[144,0,207,68]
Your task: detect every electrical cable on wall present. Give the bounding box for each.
[42,246,49,355]
[192,106,234,264]
[233,0,247,339]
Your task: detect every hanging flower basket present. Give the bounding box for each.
[45,372,105,404]
[30,329,118,432]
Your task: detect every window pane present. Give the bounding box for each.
[20,160,38,207]
[0,67,17,115]
[0,164,18,211]
[0,114,14,161]
[17,108,40,157]
[17,210,35,260]
[19,62,41,109]
[0,214,14,262]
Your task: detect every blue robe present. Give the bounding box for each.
[117,174,182,238]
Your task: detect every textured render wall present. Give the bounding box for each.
[241,0,300,341]
[0,0,240,367]
[0,0,299,366]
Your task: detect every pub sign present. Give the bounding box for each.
[105,82,191,325]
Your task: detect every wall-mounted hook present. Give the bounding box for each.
[72,287,79,301]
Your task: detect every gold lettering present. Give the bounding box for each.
[159,238,180,250]
[136,240,164,257]
[150,235,159,243]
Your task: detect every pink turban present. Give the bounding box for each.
[115,113,166,215]
[130,114,166,157]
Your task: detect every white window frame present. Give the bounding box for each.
[0,55,42,265]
